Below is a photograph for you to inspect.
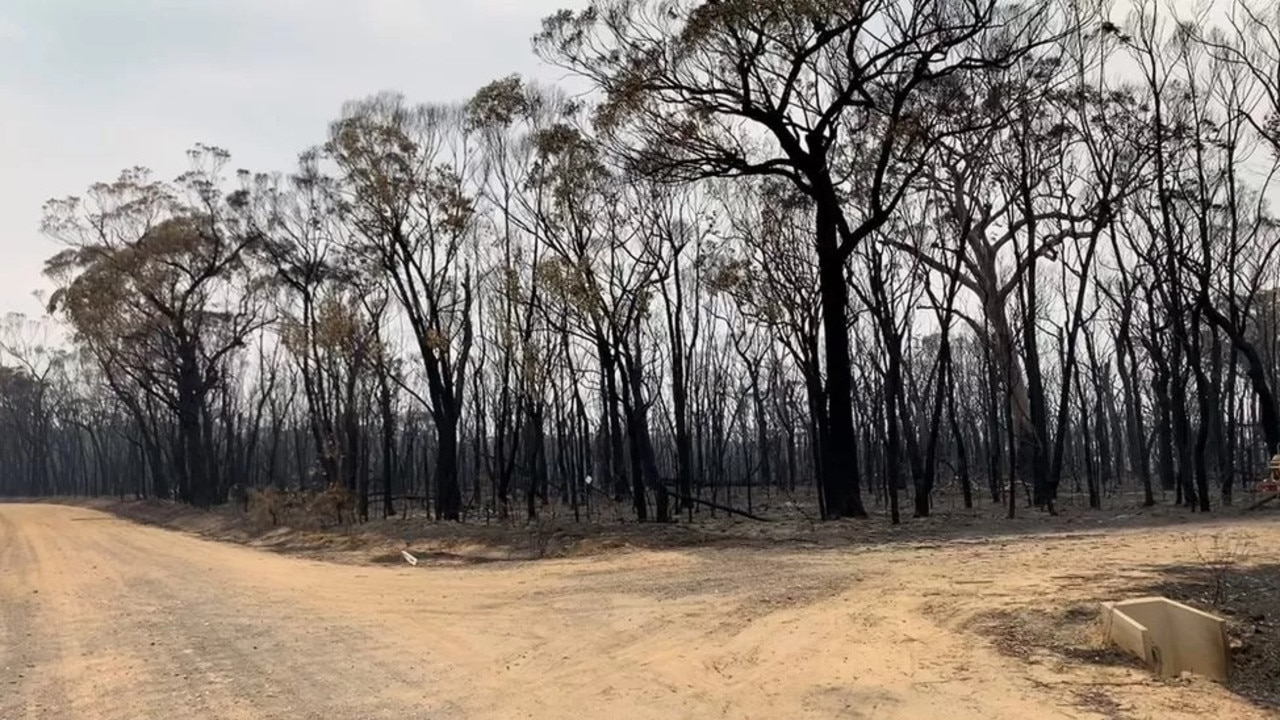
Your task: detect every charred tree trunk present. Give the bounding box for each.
[816,204,865,519]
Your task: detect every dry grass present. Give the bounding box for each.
[245,483,355,530]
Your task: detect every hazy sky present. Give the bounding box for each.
[0,0,1248,321]
[0,0,581,317]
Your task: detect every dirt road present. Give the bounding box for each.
[1,504,1276,719]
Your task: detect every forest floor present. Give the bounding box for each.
[2,496,1279,719]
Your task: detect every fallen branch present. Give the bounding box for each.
[1245,493,1278,512]
[666,488,773,522]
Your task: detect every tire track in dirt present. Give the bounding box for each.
[2,506,455,719]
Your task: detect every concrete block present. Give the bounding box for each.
[1101,597,1231,681]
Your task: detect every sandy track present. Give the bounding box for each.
[1,504,1276,720]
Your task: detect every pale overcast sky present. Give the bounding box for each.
[0,0,1244,321]
[0,0,582,317]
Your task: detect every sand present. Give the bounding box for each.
[1,502,1277,719]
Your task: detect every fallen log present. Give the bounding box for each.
[664,488,773,522]
[1245,493,1278,512]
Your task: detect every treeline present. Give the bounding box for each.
[3,0,1280,525]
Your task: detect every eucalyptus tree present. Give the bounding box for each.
[537,0,1061,517]
[326,95,478,520]
[647,184,709,513]
[42,147,270,506]
[0,314,70,496]
[1111,2,1280,508]
[1179,19,1280,467]
[466,75,588,518]
[19,0,1280,525]
[535,168,670,520]
[885,12,1145,513]
[851,224,929,523]
[1198,2,1280,154]
[253,153,355,489]
[467,75,541,518]
[707,179,827,510]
